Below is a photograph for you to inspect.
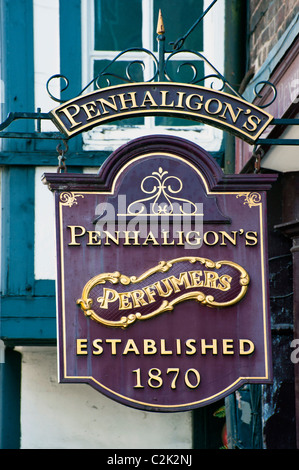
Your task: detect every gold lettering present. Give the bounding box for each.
[162,231,174,246]
[106,339,121,355]
[123,339,140,355]
[154,279,173,297]
[243,114,261,132]
[203,231,219,245]
[219,231,237,246]
[185,94,203,110]
[205,98,222,115]
[143,286,157,303]
[185,339,197,355]
[131,289,148,308]
[76,338,88,355]
[140,91,158,107]
[176,339,182,355]
[176,91,185,108]
[98,288,119,309]
[123,231,140,245]
[80,100,101,120]
[104,231,120,246]
[92,339,103,355]
[175,231,185,245]
[245,231,258,246]
[222,339,234,355]
[118,292,132,310]
[60,104,82,128]
[143,231,159,245]
[97,95,118,114]
[185,231,201,245]
[204,271,219,289]
[219,103,243,123]
[189,270,204,287]
[87,230,102,245]
[160,90,174,107]
[117,92,138,110]
[143,339,157,355]
[168,272,191,292]
[218,274,232,291]
[201,339,218,355]
[68,225,86,246]
[160,339,173,355]
[239,339,255,355]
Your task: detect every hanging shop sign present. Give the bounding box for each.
[50,83,273,144]
[43,135,276,412]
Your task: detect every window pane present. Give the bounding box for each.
[156,59,204,126]
[165,59,204,84]
[93,60,144,125]
[153,0,203,51]
[94,0,142,51]
[94,59,144,87]
[155,115,203,126]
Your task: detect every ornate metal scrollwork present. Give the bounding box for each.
[46,48,159,104]
[164,49,243,99]
[253,80,278,109]
[45,1,278,110]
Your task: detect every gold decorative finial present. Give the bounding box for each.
[156,9,165,35]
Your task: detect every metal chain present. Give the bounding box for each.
[253,146,264,174]
[56,140,68,173]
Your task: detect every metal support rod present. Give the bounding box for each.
[0,111,51,131]
[0,110,67,140]
[36,107,42,132]
[272,119,299,125]
[157,10,165,82]
[0,132,67,140]
[256,139,299,145]
[172,0,219,51]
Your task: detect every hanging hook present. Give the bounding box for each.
[56,140,69,173]
[253,146,264,174]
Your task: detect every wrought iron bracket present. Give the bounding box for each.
[0,0,298,155]
[0,111,67,140]
[256,119,299,146]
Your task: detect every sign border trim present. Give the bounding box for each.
[56,150,272,411]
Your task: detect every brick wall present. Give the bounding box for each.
[249,0,299,72]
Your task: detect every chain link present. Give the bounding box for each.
[253,146,264,174]
[56,140,68,173]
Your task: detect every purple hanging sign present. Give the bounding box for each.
[43,135,275,411]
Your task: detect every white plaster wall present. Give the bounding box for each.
[34,0,60,128]
[18,347,192,449]
[34,167,56,280]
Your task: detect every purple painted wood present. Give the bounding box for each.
[44,135,276,411]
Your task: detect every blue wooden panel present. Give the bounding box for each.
[34,279,55,296]
[0,349,21,448]
[1,296,56,318]
[0,0,35,153]
[0,165,57,343]
[0,151,224,167]
[0,161,59,343]
[0,318,56,344]
[59,0,83,154]
[1,167,35,296]
[0,152,110,167]
[0,0,89,344]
